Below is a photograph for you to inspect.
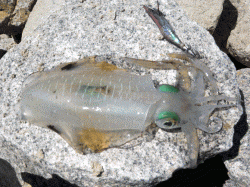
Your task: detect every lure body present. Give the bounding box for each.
[143,5,200,58]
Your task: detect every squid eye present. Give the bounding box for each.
[163,120,176,127]
[163,118,178,127]
[155,111,180,129]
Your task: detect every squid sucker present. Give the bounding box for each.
[20,5,237,168]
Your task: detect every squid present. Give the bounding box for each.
[20,5,237,168]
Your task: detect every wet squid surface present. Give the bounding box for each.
[21,56,162,153]
[20,5,238,168]
[20,54,237,168]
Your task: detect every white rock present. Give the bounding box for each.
[0,0,241,186]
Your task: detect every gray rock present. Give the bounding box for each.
[174,0,250,68]
[22,0,65,40]
[0,0,241,186]
[0,158,21,187]
[0,0,36,35]
[223,179,238,187]
[0,34,16,51]
[224,69,250,187]
[10,0,36,27]
[175,0,224,33]
[0,135,46,187]
[0,0,16,23]
[227,0,250,67]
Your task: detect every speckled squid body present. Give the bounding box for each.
[20,5,237,168]
[20,55,236,168]
[20,57,162,153]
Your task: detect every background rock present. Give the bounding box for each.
[0,0,241,186]
[22,0,65,40]
[223,179,238,187]
[0,135,47,187]
[224,69,250,186]
[227,0,250,67]
[0,157,21,187]
[0,34,16,50]
[0,0,16,24]
[0,0,37,42]
[176,0,250,68]
[176,0,224,33]
[0,34,16,58]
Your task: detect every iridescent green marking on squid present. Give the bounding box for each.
[158,111,180,121]
[79,85,107,96]
[159,85,179,93]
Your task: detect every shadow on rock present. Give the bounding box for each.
[220,89,248,161]
[212,0,238,52]
[157,90,247,187]
[0,49,7,59]
[157,155,229,187]
[21,172,79,187]
[0,158,21,187]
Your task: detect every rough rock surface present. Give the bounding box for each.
[0,0,16,24]
[175,0,250,68]
[227,0,250,67]
[224,69,250,186]
[175,0,224,33]
[223,179,238,187]
[22,0,64,40]
[0,0,37,60]
[0,34,16,51]
[0,0,36,36]
[10,0,35,28]
[0,0,241,186]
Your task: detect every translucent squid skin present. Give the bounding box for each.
[20,55,236,168]
[20,5,237,168]
[21,57,163,153]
